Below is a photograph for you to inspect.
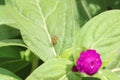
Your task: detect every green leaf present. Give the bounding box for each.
[107,0,120,9]
[0,68,21,80]
[75,10,120,64]
[94,70,108,80]
[26,58,80,80]
[5,0,81,61]
[112,67,120,78]
[0,5,20,39]
[0,5,15,25]
[0,0,5,5]
[79,0,108,18]
[0,1,23,29]
[0,25,20,40]
[105,52,120,69]
[106,52,120,77]
[0,38,28,73]
[102,69,120,80]
[0,59,30,73]
[0,47,23,61]
[76,0,120,27]
[60,72,81,80]
[102,50,120,67]
[60,48,73,60]
[60,46,83,64]
[0,46,30,73]
[0,39,27,48]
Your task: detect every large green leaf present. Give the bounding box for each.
[75,10,120,63]
[26,58,81,80]
[74,10,120,79]
[5,0,81,61]
[0,5,16,25]
[0,68,21,80]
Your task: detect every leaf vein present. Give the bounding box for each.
[45,0,60,19]
[35,0,57,56]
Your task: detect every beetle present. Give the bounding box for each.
[52,35,58,45]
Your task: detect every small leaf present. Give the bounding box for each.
[0,59,29,73]
[0,68,22,80]
[26,58,81,80]
[60,48,73,60]
[0,47,23,61]
[0,25,20,40]
[0,39,27,48]
[0,47,30,73]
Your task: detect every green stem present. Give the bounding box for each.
[80,0,92,19]
[24,49,39,72]
[31,58,39,72]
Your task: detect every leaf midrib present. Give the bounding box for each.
[79,0,92,19]
[35,0,57,56]
[32,0,56,56]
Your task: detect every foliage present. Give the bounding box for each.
[0,0,120,80]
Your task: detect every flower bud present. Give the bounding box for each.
[76,49,102,75]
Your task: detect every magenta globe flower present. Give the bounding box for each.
[76,49,102,75]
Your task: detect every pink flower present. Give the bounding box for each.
[76,49,102,75]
